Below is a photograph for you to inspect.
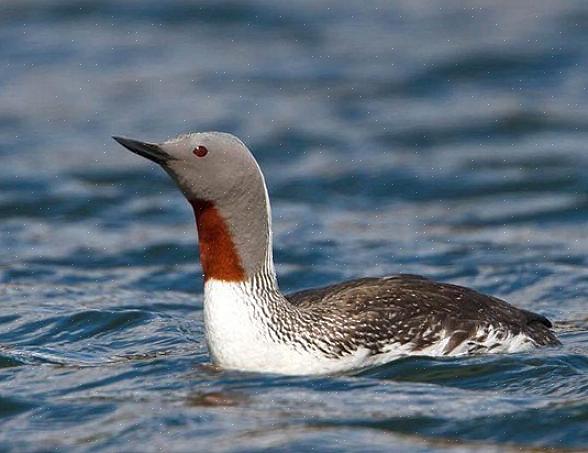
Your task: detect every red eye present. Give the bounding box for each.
[193,145,208,157]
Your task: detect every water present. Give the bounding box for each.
[1,0,587,451]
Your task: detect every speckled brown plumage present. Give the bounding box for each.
[279,274,559,359]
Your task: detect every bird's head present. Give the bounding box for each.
[113,132,263,205]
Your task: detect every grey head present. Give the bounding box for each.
[113,132,263,203]
[112,132,275,283]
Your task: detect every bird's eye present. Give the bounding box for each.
[193,145,208,157]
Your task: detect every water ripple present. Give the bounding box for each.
[0,0,587,451]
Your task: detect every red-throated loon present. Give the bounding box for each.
[113,132,560,375]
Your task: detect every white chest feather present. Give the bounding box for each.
[203,279,376,375]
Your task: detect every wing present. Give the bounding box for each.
[286,274,559,355]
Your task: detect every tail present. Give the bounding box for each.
[521,309,561,346]
[520,308,553,328]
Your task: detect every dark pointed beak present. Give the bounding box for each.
[112,136,172,165]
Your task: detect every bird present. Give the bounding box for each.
[113,132,560,375]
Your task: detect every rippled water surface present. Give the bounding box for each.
[1,1,588,451]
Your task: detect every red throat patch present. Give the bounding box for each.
[190,199,246,282]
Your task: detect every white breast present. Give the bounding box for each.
[203,279,382,375]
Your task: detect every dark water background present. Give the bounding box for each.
[1,1,588,451]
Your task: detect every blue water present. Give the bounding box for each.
[1,1,587,451]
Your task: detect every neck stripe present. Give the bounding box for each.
[190,199,246,282]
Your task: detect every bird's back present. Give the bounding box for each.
[286,274,559,357]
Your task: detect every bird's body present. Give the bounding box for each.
[203,275,557,375]
[113,132,560,375]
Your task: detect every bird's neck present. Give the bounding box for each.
[189,181,278,292]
